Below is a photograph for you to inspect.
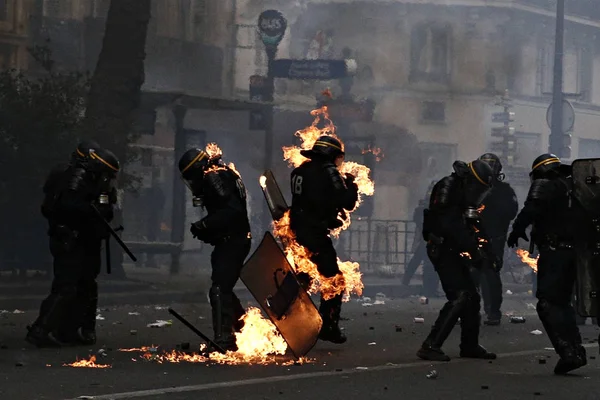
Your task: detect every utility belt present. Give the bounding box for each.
[536,234,574,251]
[214,231,252,245]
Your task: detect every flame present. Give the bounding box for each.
[460,252,472,259]
[205,142,223,159]
[276,104,373,300]
[361,146,384,162]
[63,355,111,368]
[516,249,538,273]
[259,175,267,188]
[273,211,363,300]
[121,308,311,366]
[118,346,154,352]
[477,204,486,212]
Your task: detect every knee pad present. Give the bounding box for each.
[453,291,472,307]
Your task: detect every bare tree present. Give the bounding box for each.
[82,0,152,277]
[82,0,151,162]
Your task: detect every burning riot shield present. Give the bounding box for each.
[240,232,322,358]
[571,158,600,317]
[260,170,289,221]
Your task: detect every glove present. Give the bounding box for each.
[344,174,358,191]
[190,220,211,242]
[507,229,528,248]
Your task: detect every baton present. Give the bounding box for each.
[105,238,111,274]
[91,204,137,262]
[168,308,226,354]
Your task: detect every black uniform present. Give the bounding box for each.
[289,135,358,344]
[402,184,440,297]
[27,143,119,347]
[508,153,586,374]
[474,154,519,324]
[417,159,497,362]
[179,148,251,351]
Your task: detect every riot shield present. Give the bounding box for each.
[260,170,289,221]
[571,158,600,317]
[240,232,322,359]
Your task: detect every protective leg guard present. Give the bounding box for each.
[318,294,347,344]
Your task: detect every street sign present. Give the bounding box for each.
[257,10,287,47]
[270,59,357,80]
[491,126,515,137]
[546,98,575,133]
[492,111,515,123]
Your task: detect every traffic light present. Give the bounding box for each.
[490,93,517,166]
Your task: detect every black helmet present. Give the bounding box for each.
[72,140,100,165]
[453,159,494,207]
[178,148,210,179]
[88,148,120,177]
[479,153,504,181]
[530,153,560,180]
[300,135,345,160]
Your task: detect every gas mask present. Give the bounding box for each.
[183,177,204,208]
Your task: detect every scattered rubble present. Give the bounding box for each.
[413,317,424,323]
[95,314,105,321]
[510,316,526,324]
[147,320,172,328]
[128,312,141,316]
[426,370,437,379]
[530,330,543,335]
[506,290,513,295]
[368,342,376,346]
[419,297,429,305]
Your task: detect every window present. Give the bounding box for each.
[421,101,445,122]
[410,22,451,83]
[540,43,582,96]
[189,0,206,42]
[578,138,600,158]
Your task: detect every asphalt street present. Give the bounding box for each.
[0,293,598,400]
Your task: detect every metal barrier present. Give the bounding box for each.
[340,218,416,275]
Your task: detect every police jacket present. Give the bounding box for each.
[480,181,518,252]
[422,174,481,257]
[42,164,115,237]
[289,158,358,232]
[511,175,575,245]
[198,165,251,239]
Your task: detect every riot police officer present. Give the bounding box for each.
[417,159,497,362]
[475,153,518,325]
[27,142,119,347]
[289,135,358,344]
[507,154,586,374]
[179,147,251,351]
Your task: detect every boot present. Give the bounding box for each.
[79,292,98,345]
[209,286,237,351]
[25,294,69,348]
[459,298,496,359]
[318,295,347,344]
[417,296,468,362]
[232,293,246,333]
[554,343,587,375]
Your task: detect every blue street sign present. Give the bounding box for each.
[270,59,355,80]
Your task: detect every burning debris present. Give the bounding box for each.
[272,105,374,301]
[361,145,384,162]
[118,307,312,366]
[63,355,111,369]
[516,249,539,273]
